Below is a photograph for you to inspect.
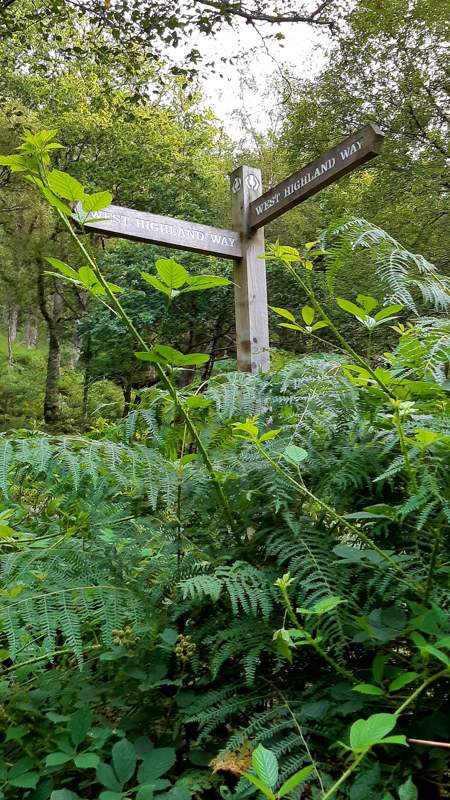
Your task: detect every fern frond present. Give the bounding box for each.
[323,217,450,312]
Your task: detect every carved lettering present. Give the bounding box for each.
[340,140,362,160]
[249,125,383,229]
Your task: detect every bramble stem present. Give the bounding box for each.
[255,442,420,594]
[54,208,238,537]
[278,583,354,682]
[321,668,449,799]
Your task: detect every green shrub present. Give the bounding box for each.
[0,130,449,800]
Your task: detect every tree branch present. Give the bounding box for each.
[194,0,335,26]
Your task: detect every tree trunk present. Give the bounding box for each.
[6,305,18,365]
[25,313,38,349]
[81,336,92,430]
[38,260,64,424]
[44,327,61,423]
[68,327,82,369]
[122,380,133,417]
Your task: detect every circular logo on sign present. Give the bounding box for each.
[232,176,242,194]
[246,173,260,191]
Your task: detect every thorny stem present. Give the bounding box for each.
[254,441,421,595]
[424,526,442,606]
[393,405,418,493]
[321,668,449,800]
[276,688,325,795]
[278,583,354,682]
[321,750,368,800]
[395,667,449,716]
[55,208,238,538]
[282,261,395,398]
[3,645,101,673]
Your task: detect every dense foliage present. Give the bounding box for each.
[0,134,448,800]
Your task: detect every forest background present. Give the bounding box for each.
[1,0,448,429]
[0,3,449,800]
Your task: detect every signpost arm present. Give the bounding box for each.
[230,165,270,374]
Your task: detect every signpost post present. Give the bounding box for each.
[80,123,383,374]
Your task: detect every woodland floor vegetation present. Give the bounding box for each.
[0,1,449,796]
[0,131,448,800]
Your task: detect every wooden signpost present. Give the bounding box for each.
[80,123,383,374]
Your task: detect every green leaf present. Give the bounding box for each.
[184,396,212,409]
[278,323,303,331]
[398,776,418,800]
[379,735,408,746]
[156,258,189,289]
[112,738,137,785]
[50,790,80,800]
[81,191,113,213]
[9,757,34,778]
[137,747,176,783]
[178,353,209,366]
[372,654,387,684]
[242,771,275,799]
[349,714,397,751]
[140,272,172,297]
[276,245,300,262]
[73,752,100,769]
[134,350,166,365]
[96,762,123,792]
[269,306,295,322]
[252,744,278,789]
[99,793,124,800]
[5,725,27,741]
[337,298,368,320]
[311,320,329,331]
[301,306,315,325]
[41,186,73,215]
[9,773,39,789]
[374,304,403,321]
[166,788,192,800]
[311,596,346,615]
[356,294,378,313]
[353,684,385,696]
[389,672,419,692]
[44,257,79,280]
[136,788,155,800]
[70,706,91,746]
[153,344,209,367]
[182,275,231,292]
[45,752,73,766]
[283,445,308,464]
[422,643,450,667]
[106,281,123,294]
[0,525,14,539]
[78,266,106,295]
[233,420,259,439]
[260,429,282,442]
[277,764,314,797]
[0,154,29,170]
[47,169,85,201]
[414,429,441,446]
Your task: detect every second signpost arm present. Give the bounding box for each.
[230,165,270,374]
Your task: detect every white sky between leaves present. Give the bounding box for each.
[191,19,330,141]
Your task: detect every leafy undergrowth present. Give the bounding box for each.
[0,130,449,800]
[0,344,449,799]
[0,333,122,432]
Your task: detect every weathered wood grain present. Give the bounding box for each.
[76,203,242,260]
[249,123,384,229]
[230,165,270,373]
